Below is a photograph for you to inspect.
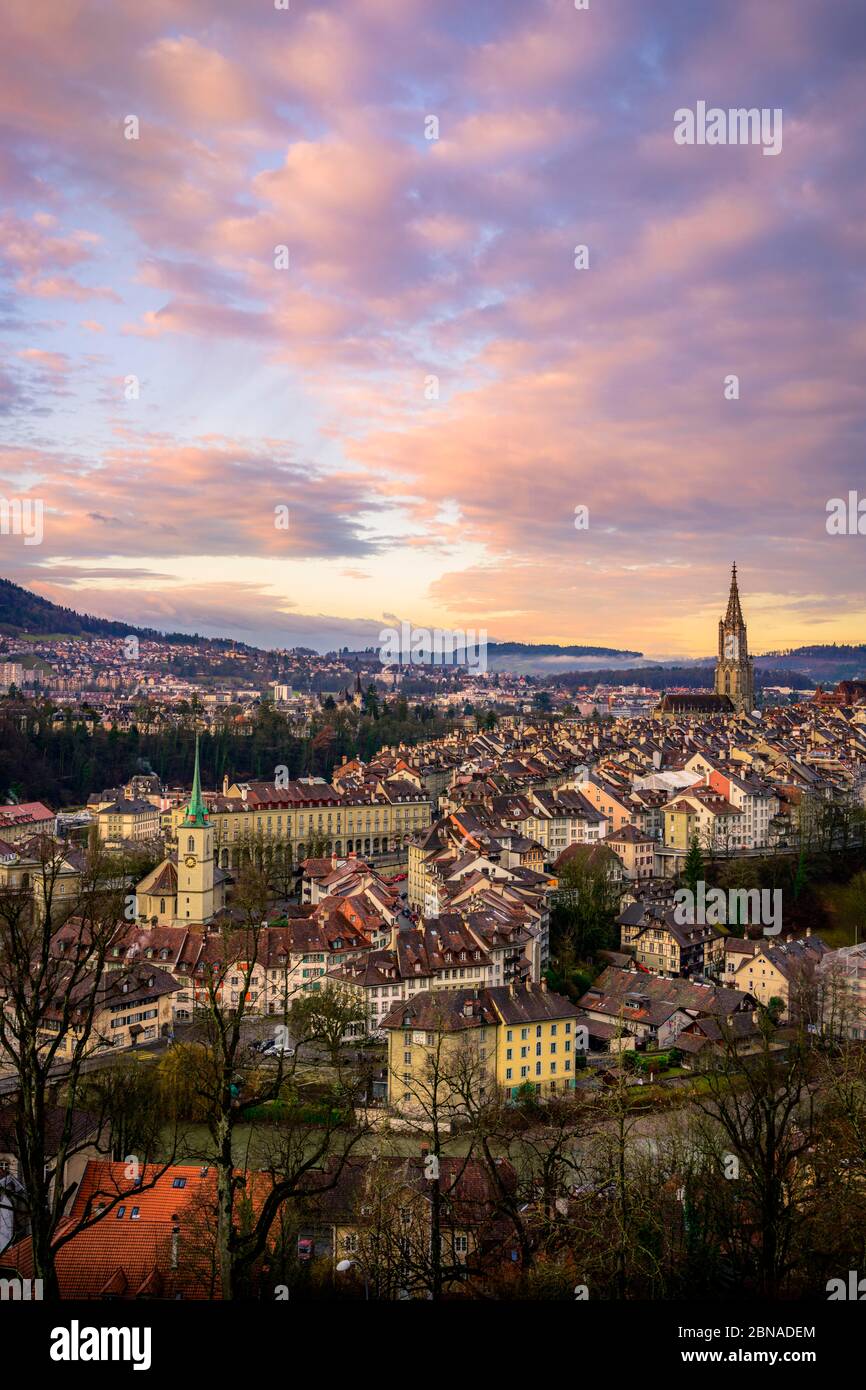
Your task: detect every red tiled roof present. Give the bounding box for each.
[3,1160,220,1299]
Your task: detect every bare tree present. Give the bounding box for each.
[173,862,370,1298]
[0,841,176,1297]
[689,1018,818,1297]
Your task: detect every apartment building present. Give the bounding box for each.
[172,776,431,870]
[29,962,179,1059]
[819,942,866,1040]
[381,980,585,1109]
[606,824,656,880]
[724,933,829,1019]
[96,798,161,844]
[330,909,536,1036]
[618,901,724,978]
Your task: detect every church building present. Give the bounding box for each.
[136,737,227,927]
[654,565,756,721]
[713,563,755,712]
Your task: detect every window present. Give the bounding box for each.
[172,1177,187,1189]
[116,1205,126,1219]
[131,1207,140,1220]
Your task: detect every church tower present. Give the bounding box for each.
[714,563,755,713]
[175,735,216,924]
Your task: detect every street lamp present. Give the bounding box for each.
[336,1257,369,1300]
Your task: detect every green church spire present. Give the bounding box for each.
[185,733,209,826]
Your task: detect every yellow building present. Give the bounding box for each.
[169,776,431,872]
[725,934,829,1018]
[381,981,585,1110]
[0,837,83,922]
[662,788,740,852]
[33,962,179,1060]
[96,798,160,844]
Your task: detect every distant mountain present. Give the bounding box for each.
[0,577,238,647]
[341,638,644,676]
[755,644,866,681]
[489,641,642,659]
[548,665,816,692]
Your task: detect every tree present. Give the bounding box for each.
[552,853,621,962]
[289,985,367,1066]
[386,1012,493,1299]
[683,834,704,897]
[0,841,176,1298]
[690,1019,818,1297]
[171,862,369,1299]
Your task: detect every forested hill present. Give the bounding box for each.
[0,577,234,646]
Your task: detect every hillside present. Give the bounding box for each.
[755,645,866,681]
[0,577,236,648]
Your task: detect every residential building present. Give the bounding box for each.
[381,981,585,1109]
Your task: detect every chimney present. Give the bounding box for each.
[171,1217,180,1270]
[805,926,812,938]
[222,774,229,795]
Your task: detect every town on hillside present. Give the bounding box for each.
[2,569,866,1307]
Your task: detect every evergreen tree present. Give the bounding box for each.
[684,834,704,896]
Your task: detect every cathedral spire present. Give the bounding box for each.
[725,562,744,628]
[185,733,209,826]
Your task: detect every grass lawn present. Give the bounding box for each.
[158,1121,478,1166]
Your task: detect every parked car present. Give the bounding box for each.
[260,1038,295,1057]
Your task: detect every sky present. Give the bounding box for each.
[0,0,864,658]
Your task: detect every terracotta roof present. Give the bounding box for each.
[2,1160,220,1299]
